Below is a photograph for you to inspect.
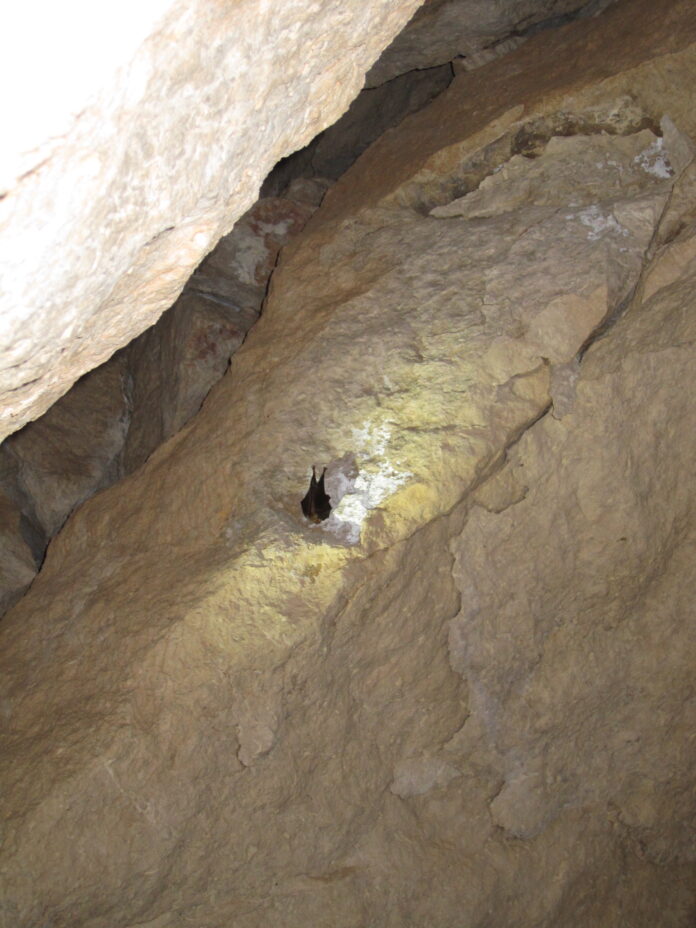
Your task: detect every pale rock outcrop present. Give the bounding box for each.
[447,198,696,920]
[1,1,696,926]
[0,0,424,442]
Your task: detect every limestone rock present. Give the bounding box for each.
[262,64,453,195]
[0,449,43,620]
[0,0,424,443]
[2,2,696,926]
[2,355,129,539]
[190,197,318,313]
[120,292,246,473]
[318,0,696,228]
[0,491,37,617]
[447,217,696,915]
[366,0,615,86]
[123,194,319,472]
[0,188,321,512]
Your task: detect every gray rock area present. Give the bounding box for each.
[0,0,614,614]
[122,193,322,473]
[1,357,130,540]
[0,492,37,616]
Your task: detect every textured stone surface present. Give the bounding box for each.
[123,194,319,472]
[0,187,324,524]
[365,0,614,86]
[0,185,322,554]
[262,64,453,196]
[2,355,129,539]
[1,1,696,926]
[0,492,37,617]
[447,211,696,921]
[0,0,423,443]
[120,292,243,474]
[190,196,318,312]
[319,0,696,227]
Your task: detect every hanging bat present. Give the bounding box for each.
[301,466,332,523]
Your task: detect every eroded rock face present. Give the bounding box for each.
[0,354,130,619]
[1,1,696,926]
[0,186,325,584]
[0,447,43,611]
[122,191,323,472]
[0,0,423,443]
[446,203,696,919]
[366,0,615,85]
[0,492,37,616]
[1,356,130,540]
[262,64,453,196]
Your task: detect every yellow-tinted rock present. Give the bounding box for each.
[2,2,696,926]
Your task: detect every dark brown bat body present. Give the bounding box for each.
[301,466,332,523]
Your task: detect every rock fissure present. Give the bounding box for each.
[577,131,695,359]
[403,98,662,215]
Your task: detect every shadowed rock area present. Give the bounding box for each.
[365,0,617,84]
[1,0,696,926]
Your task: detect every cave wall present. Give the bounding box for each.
[365,0,616,84]
[0,0,423,443]
[0,180,331,613]
[2,0,696,926]
[4,0,607,611]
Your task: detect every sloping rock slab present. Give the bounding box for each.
[0,0,423,442]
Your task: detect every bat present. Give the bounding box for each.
[301,466,332,523]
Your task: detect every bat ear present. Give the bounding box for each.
[301,463,332,523]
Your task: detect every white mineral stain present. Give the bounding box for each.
[323,422,412,545]
[577,205,629,241]
[634,137,673,179]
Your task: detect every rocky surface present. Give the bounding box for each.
[122,191,322,473]
[0,354,130,618]
[1,356,130,540]
[0,447,44,612]
[262,64,453,196]
[2,1,696,926]
[0,0,423,443]
[0,492,37,617]
[0,187,324,597]
[366,0,616,85]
